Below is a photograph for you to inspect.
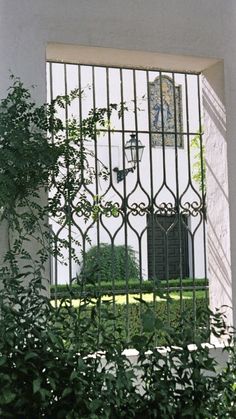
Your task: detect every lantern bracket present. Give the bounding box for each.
[113,166,136,183]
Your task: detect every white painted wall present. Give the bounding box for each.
[0,0,235,325]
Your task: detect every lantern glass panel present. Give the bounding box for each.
[125,145,133,163]
[138,144,144,162]
[124,135,144,164]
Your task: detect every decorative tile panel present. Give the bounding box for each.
[149,75,183,147]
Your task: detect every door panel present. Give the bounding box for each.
[147,214,189,279]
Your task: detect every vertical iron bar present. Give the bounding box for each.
[120,68,130,342]
[172,72,183,312]
[48,224,53,285]
[147,70,157,343]
[54,238,58,308]
[185,74,196,331]
[49,62,55,146]
[48,63,59,306]
[197,74,208,302]
[133,69,143,330]
[64,64,73,286]
[91,67,100,267]
[78,65,84,184]
[92,65,103,330]
[105,67,116,326]
[159,71,170,324]
[133,70,141,183]
[77,64,86,277]
[48,62,54,291]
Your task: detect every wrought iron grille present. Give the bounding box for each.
[47,61,208,343]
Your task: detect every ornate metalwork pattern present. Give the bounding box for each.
[47,61,208,343]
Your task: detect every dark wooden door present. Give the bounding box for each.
[147,214,189,279]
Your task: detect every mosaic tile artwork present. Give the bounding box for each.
[149,75,183,147]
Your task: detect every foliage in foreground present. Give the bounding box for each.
[52,291,209,346]
[0,278,236,419]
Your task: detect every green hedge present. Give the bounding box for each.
[51,277,208,299]
[51,278,209,345]
[76,297,209,346]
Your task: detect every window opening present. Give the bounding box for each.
[47,61,207,344]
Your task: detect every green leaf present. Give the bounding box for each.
[90,398,103,412]
[131,334,148,350]
[70,370,78,381]
[33,377,42,394]
[24,352,38,361]
[0,389,16,405]
[0,356,7,366]
[48,376,57,391]
[62,387,73,398]
[141,308,156,332]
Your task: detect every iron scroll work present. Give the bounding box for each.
[149,75,183,147]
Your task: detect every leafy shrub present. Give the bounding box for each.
[115,297,209,345]
[0,278,235,418]
[0,278,140,418]
[79,244,139,283]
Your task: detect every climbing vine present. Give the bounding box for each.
[0,76,118,287]
[191,131,206,193]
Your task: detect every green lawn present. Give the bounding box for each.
[52,290,207,307]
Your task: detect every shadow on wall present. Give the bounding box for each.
[202,62,232,323]
[202,77,226,139]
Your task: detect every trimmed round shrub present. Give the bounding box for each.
[79,243,139,283]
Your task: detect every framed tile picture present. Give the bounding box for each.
[149,75,183,147]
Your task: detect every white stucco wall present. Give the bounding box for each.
[1,0,236,325]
